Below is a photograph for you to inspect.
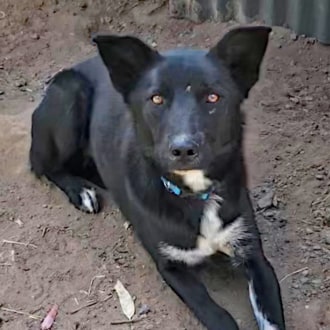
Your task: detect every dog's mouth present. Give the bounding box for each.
[161,169,214,200]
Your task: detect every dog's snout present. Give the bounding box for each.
[169,135,199,162]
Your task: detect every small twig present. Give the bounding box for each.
[147,1,166,15]
[73,297,79,306]
[42,226,48,237]
[111,317,145,326]
[87,275,105,296]
[0,263,11,266]
[70,294,112,315]
[70,300,98,314]
[2,239,37,248]
[321,193,330,203]
[280,267,308,283]
[0,307,41,320]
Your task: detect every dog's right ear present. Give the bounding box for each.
[93,34,161,98]
[208,26,271,98]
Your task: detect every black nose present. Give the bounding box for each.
[169,135,199,161]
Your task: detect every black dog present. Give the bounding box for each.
[30,26,285,329]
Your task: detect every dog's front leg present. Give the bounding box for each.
[158,262,239,330]
[244,253,285,330]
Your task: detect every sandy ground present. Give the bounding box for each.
[0,1,329,329]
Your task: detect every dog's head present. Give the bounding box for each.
[93,27,271,187]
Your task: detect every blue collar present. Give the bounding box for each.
[161,176,210,200]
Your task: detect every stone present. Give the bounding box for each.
[257,189,275,209]
[311,278,322,286]
[290,33,298,41]
[305,228,313,234]
[31,33,40,40]
[302,269,309,276]
[322,229,330,245]
[14,79,27,88]
[263,209,280,218]
[138,304,151,316]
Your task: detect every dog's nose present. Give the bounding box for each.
[169,135,199,161]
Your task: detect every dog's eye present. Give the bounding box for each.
[151,94,164,105]
[207,93,220,103]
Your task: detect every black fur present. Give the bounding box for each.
[30,27,285,329]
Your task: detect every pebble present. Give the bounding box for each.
[79,1,88,10]
[313,209,324,218]
[305,228,313,234]
[290,33,298,41]
[31,33,40,40]
[312,245,321,251]
[322,229,330,245]
[0,90,4,95]
[290,96,300,104]
[257,189,275,209]
[325,208,330,221]
[300,277,309,285]
[263,209,280,218]
[306,38,316,45]
[14,80,27,88]
[302,269,309,276]
[138,304,151,316]
[311,278,322,286]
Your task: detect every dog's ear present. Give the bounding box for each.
[93,34,161,98]
[208,26,271,97]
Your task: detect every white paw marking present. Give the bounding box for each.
[80,188,98,213]
[159,195,251,265]
[248,282,279,330]
[173,169,212,193]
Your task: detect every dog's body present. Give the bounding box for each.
[30,27,285,329]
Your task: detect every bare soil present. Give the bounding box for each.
[0,1,329,329]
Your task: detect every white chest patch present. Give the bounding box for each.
[159,196,252,266]
[173,169,213,193]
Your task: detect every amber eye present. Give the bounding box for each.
[207,93,220,103]
[151,94,164,105]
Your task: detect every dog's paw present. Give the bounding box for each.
[78,188,100,213]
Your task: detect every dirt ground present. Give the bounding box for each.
[0,1,329,329]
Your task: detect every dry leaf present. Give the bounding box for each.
[114,280,135,320]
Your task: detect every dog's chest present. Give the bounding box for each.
[160,196,250,266]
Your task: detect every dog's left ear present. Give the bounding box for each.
[93,34,161,99]
[208,26,271,97]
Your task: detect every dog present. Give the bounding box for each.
[30,26,285,330]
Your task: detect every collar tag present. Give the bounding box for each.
[161,176,210,200]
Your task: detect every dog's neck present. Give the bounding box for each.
[160,175,212,200]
